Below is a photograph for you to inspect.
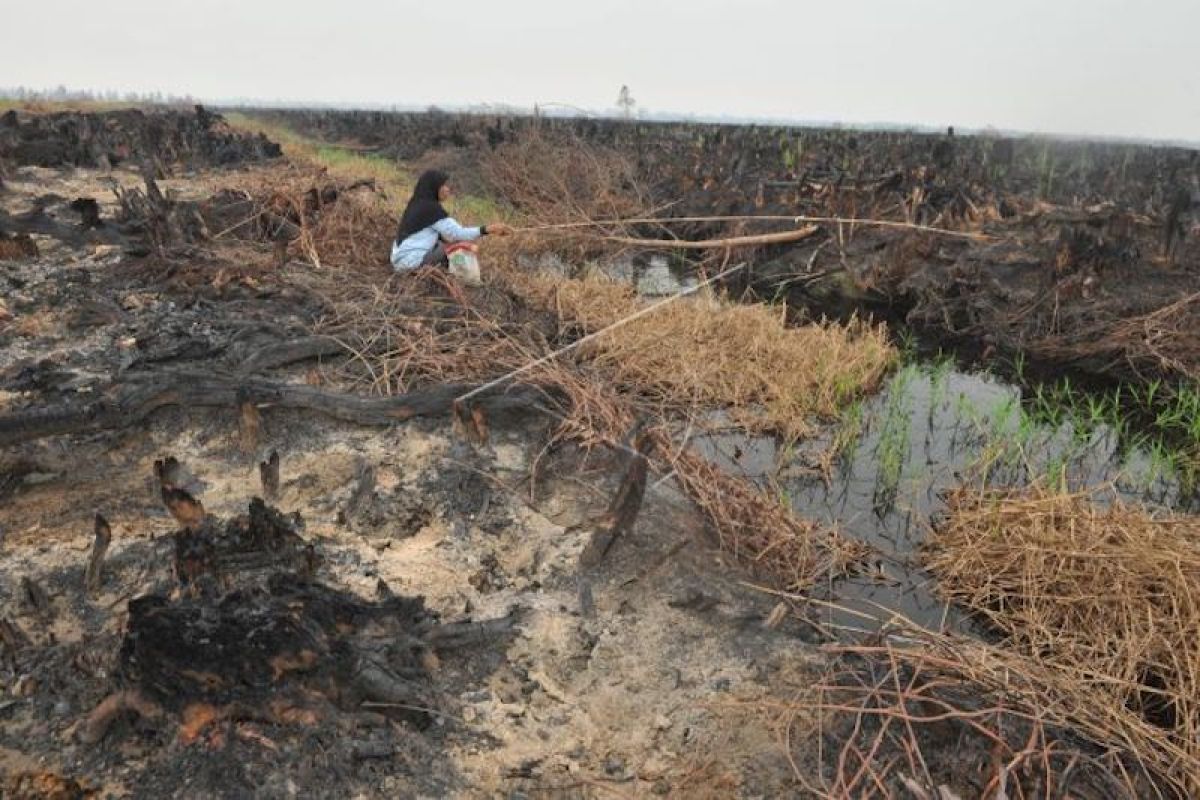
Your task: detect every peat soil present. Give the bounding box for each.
[5,108,1198,798]
[1,140,814,799]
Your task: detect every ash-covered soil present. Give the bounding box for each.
[7,108,1175,800]
[1,407,814,798]
[1,154,814,799]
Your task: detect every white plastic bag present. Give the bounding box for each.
[446,243,482,286]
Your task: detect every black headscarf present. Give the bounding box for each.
[394,169,449,244]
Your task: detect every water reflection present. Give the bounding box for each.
[519,253,698,296]
[689,363,1188,635]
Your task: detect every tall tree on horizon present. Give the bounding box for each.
[616,85,636,120]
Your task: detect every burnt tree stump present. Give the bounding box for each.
[84,497,519,743]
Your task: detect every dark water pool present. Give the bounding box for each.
[562,254,1192,634]
[690,361,1190,635]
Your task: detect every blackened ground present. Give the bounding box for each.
[0,106,280,171]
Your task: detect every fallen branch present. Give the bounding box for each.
[237,335,345,374]
[600,224,819,250]
[0,370,558,447]
[519,215,991,241]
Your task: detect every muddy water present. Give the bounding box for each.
[591,258,1191,635]
[523,252,700,296]
[690,362,1190,635]
[607,255,699,296]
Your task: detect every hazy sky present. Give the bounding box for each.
[8,0,1199,141]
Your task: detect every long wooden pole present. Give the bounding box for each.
[512,214,991,241]
[599,224,820,249]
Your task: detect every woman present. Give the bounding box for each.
[390,169,511,271]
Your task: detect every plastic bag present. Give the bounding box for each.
[446,242,482,286]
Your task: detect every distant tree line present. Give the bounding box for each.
[0,85,197,106]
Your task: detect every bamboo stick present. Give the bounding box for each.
[599,224,820,249]
[512,215,992,240]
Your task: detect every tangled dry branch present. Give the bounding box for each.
[924,484,1200,796]
[771,627,1156,799]
[1028,292,1200,381]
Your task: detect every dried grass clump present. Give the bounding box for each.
[292,267,547,394]
[925,484,1200,795]
[482,129,648,223]
[202,162,398,272]
[303,186,396,269]
[504,270,897,442]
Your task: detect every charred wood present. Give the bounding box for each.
[259,450,281,501]
[19,576,52,620]
[68,197,104,230]
[238,390,262,454]
[578,424,656,568]
[0,617,31,661]
[344,459,376,521]
[0,372,556,447]
[237,336,344,374]
[161,486,206,530]
[84,513,112,596]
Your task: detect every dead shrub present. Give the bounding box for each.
[481,128,654,262]
[1028,291,1200,381]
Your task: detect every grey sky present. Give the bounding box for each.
[8,0,1199,141]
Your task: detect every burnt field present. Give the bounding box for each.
[255,107,1200,385]
[2,104,1200,798]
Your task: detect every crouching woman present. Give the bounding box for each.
[390,169,511,271]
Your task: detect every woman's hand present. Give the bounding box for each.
[486,222,513,236]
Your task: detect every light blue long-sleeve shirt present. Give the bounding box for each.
[390,216,482,270]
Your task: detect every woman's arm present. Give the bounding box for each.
[431,217,481,243]
[432,218,514,243]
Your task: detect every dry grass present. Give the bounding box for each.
[503,269,896,442]
[302,186,397,269]
[922,484,1200,796]
[197,159,398,272]
[667,446,868,591]
[296,268,552,393]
